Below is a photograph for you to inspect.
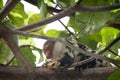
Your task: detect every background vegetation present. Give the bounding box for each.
[0,0,120,80]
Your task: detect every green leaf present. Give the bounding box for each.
[58,30,69,37]
[36,0,41,8]
[100,27,120,46]
[67,16,77,31]
[8,2,28,26]
[36,0,48,19]
[11,2,28,18]
[3,20,15,29]
[11,45,43,66]
[96,27,120,57]
[0,39,14,64]
[12,46,36,66]
[57,0,75,9]
[11,58,21,66]
[45,29,59,37]
[0,0,3,9]
[8,14,25,26]
[28,14,45,35]
[44,0,55,7]
[77,34,97,49]
[20,46,36,66]
[107,68,120,80]
[3,21,19,43]
[45,29,69,37]
[40,0,48,19]
[68,12,110,34]
[28,14,42,23]
[89,32,102,42]
[19,38,35,45]
[110,40,120,57]
[32,46,44,63]
[81,0,110,6]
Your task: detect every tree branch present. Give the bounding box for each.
[0,0,20,21]
[0,66,116,80]
[12,30,58,40]
[75,3,120,12]
[0,22,36,80]
[13,2,120,31]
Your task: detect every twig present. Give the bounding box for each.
[70,57,94,67]
[51,13,74,35]
[108,49,120,57]
[0,0,20,21]
[99,35,120,54]
[58,19,73,35]
[6,56,15,66]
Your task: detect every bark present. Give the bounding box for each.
[0,66,117,80]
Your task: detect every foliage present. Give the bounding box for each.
[0,39,14,64]
[11,45,43,66]
[0,0,120,79]
[107,68,120,80]
[8,2,28,26]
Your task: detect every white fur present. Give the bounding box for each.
[52,41,65,59]
[52,41,75,60]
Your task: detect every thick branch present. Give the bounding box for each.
[0,23,36,80]
[12,30,58,40]
[0,0,20,21]
[0,66,116,80]
[75,3,120,12]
